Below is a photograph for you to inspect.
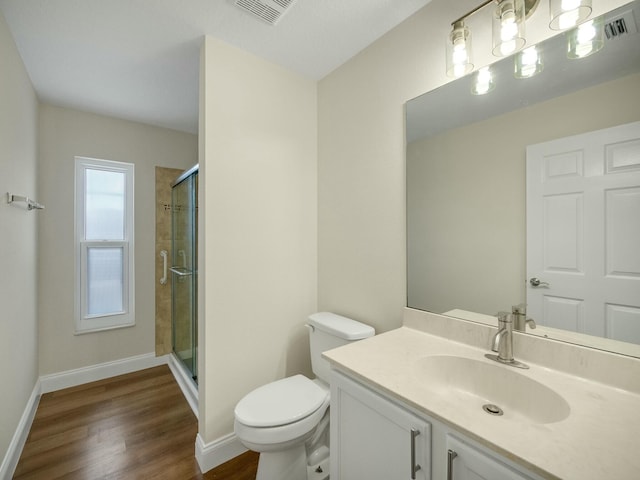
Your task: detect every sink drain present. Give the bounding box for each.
[483,404,504,416]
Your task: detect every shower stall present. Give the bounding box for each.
[171,165,198,382]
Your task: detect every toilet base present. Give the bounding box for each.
[255,446,331,480]
[256,445,307,480]
[307,456,330,480]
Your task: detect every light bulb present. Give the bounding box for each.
[562,0,580,10]
[472,67,495,95]
[453,41,467,63]
[550,0,592,30]
[446,21,473,77]
[577,20,596,42]
[492,0,525,57]
[568,16,604,59]
[501,13,518,41]
[453,64,467,78]
[521,47,539,65]
[515,46,543,78]
[558,9,580,29]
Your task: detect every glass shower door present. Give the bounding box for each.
[171,168,198,382]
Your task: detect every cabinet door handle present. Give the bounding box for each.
[447,449,458,480]
[410,428,422,479]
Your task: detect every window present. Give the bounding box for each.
[75,157,134,333]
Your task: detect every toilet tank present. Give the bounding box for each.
[308,312,375,384]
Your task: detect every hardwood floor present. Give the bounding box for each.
[14,365,259,480]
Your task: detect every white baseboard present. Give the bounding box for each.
[167,353,198,418]
[40,352,168,393]
[195,432,248,473]
[0,379,41,480]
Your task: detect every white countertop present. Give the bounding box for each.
[324,324,640,480]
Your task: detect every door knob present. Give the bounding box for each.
[529,277,550,287]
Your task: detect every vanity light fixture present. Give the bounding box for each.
[446,0,540,77]
[446,20,474,78]
[514,45,544,77]
[493,0,527,56]
[567,16,604,58]
[549,0,593,30]
[471,66,496,94]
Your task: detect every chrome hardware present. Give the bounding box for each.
[486,312,530,369]
[492,312,512,359]
[512,303,536,332]
[410,428,422,479]
[160,250,168,285]
[482,403,504,416]
[6,192,45,210]
[447,449,458,480]
[529,277,550,287]
[170,266,193,276]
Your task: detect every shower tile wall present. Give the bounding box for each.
[155,166,184,356]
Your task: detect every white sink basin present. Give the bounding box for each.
[414,355,570,424]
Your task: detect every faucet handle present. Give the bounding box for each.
[511,303,526,315]
[525,317,536,329]
[496,311,511,325]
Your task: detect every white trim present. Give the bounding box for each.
[167,353,199,418]
[195,432,248,474]
[40,352,166,393]
[74,156,135,334]
[0,379,41,480]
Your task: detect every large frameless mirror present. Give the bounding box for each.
[406,1,640,357]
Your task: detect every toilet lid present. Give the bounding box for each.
[235,375,329,428]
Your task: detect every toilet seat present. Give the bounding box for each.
[235,374,329,428]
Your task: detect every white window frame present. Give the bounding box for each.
[75,157,135,334]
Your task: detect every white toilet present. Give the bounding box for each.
[234,312,375,480]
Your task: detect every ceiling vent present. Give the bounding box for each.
[604,8,638,40]
[235,0,298,26]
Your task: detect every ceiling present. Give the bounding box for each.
[0,0,432,134]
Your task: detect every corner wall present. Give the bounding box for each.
[0,8,39,463]
[37,104,197,375]
[199,36,317,448]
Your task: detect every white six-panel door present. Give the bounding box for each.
[526,121,640,344]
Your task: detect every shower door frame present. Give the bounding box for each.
[171,164,198,382]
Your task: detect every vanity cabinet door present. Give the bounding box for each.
[331,371,431,480]
[446,436,534,480]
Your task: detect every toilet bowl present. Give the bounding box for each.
[234,375,329,451]
[233,312,375,480]
[234,375,330,480]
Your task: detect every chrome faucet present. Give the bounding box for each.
[485,312,529,369]
[511,303,536,332]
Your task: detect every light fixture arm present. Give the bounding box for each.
[451,0,494,26]
[451,0,540,26]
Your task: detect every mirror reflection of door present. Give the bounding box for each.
[526,121,640,344]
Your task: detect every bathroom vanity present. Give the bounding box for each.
[325,308,640,480]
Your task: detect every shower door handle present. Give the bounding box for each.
[170,267,193,276]
[160,250,168,285]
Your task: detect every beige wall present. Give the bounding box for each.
[317,0,460,334]
[407,73,640,316]
[37,104,197,375]
[199,36,317,443]
[0,9,39,461]
[155,166,185,356]
[316,0,628,334]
